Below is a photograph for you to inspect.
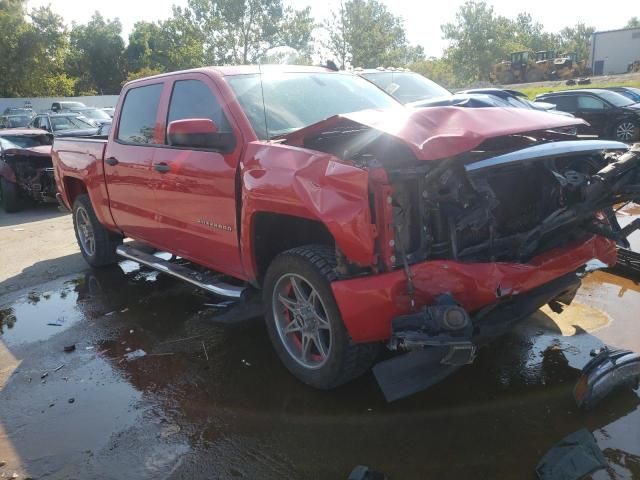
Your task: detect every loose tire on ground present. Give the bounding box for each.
[0,177,21,213]
[72,194,122,267]
[263,244,380,389]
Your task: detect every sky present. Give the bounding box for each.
[28,0,635,58]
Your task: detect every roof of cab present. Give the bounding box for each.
[124,64,335,88]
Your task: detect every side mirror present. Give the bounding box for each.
[167,118,235,152]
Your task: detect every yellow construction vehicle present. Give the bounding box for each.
[553,52,591,79]
[492,51,548,84]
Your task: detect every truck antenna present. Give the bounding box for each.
[258,63,270,139]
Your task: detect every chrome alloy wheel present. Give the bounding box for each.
[616,122,636,142]
[75,205,96,256]
[272,273,332,369]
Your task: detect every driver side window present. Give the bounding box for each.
[577,95,607,110]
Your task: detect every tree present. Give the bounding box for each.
[323,0,423,69]
[277,6,315,62]
[0,2,73,97]
[626,17,640,28]
[66,12,125,95]
[409,57,457,88]
[442,1,514,83]
[125,7,205,76]
[558,22,595,61]
[512,12,558,53]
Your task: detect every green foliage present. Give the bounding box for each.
[557,22,594,62]
[408,57,457,89]
[124,67,165,84]
[66,13,126,95]
[323,0,424,69]
[626,17,640,28]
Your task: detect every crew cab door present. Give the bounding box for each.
[104,81,165,240]
[149,74,244,278]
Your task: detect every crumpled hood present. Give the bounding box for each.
[3,144,52,157]
[284,106,587,162]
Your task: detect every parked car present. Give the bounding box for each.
[30,113,99,137]
[356,68,451,104]
[52,65,640,400]
[51,101,87,113]
[0,128,56,212]
[536,89,640,142]
[2,107,34,117]
[457,88,562,113]
[0,114,33,129]
[604,86,640,103]
[101,107,115,118]
[68,107,113,126]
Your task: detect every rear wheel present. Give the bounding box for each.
[524,68,544,83]
[613,120,638,143]
[0,177,21,213]
[263,245,379,389]
[72,194,122,267]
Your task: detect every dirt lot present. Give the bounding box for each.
[1,205,640,479]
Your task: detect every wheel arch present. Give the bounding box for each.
[249,212,336,286]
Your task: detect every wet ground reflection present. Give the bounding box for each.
[0,256,639,478]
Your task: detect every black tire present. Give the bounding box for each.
[263,244,379,389]
[613,120,639,143]
[0,177,21,213]
[72,194,122,267]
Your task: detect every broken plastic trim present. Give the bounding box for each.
[464,139,628,172]
[574,346,640,410]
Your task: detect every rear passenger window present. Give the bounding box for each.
[117,84,163,144]
[167,79,231,136]
[577,96,607,110]
[547,95,576,113]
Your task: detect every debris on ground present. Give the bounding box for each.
[202,342,209,361]
[348,465,388,480]
[536,429,607,480]
[40,372,48,379]
[124,349,146,361]
[574,347,640,410]
[68,398,75,404]
[46,322,62,327]
[0,460,6,467]
[63,345,75,353]
[53,364,64,372]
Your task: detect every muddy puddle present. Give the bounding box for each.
[0,213,639,479]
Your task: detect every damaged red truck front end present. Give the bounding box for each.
[276,106,639,399]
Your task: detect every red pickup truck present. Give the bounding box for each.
[52,65,640,400]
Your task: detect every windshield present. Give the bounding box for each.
[597,90,635,107]
[362,72,451,104]
[0,134,52,149]
[2,115,31,127]
[225,72,400,139]
[50,115,95,131]
[76,109,111,120]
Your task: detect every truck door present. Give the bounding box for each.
[150,75,244,278]
[104,81,165,241]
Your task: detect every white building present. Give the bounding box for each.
[589,27,640,75]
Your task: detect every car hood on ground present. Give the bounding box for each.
[54,128,99,137]
[282,106,586,162]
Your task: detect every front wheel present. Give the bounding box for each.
[72,194,122,267]
[614,120,638,143]
[263,245,379,389]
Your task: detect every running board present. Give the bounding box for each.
[116,244,246,299]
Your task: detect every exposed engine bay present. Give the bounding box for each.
[295,121,640,266]
[4,153,57,203]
